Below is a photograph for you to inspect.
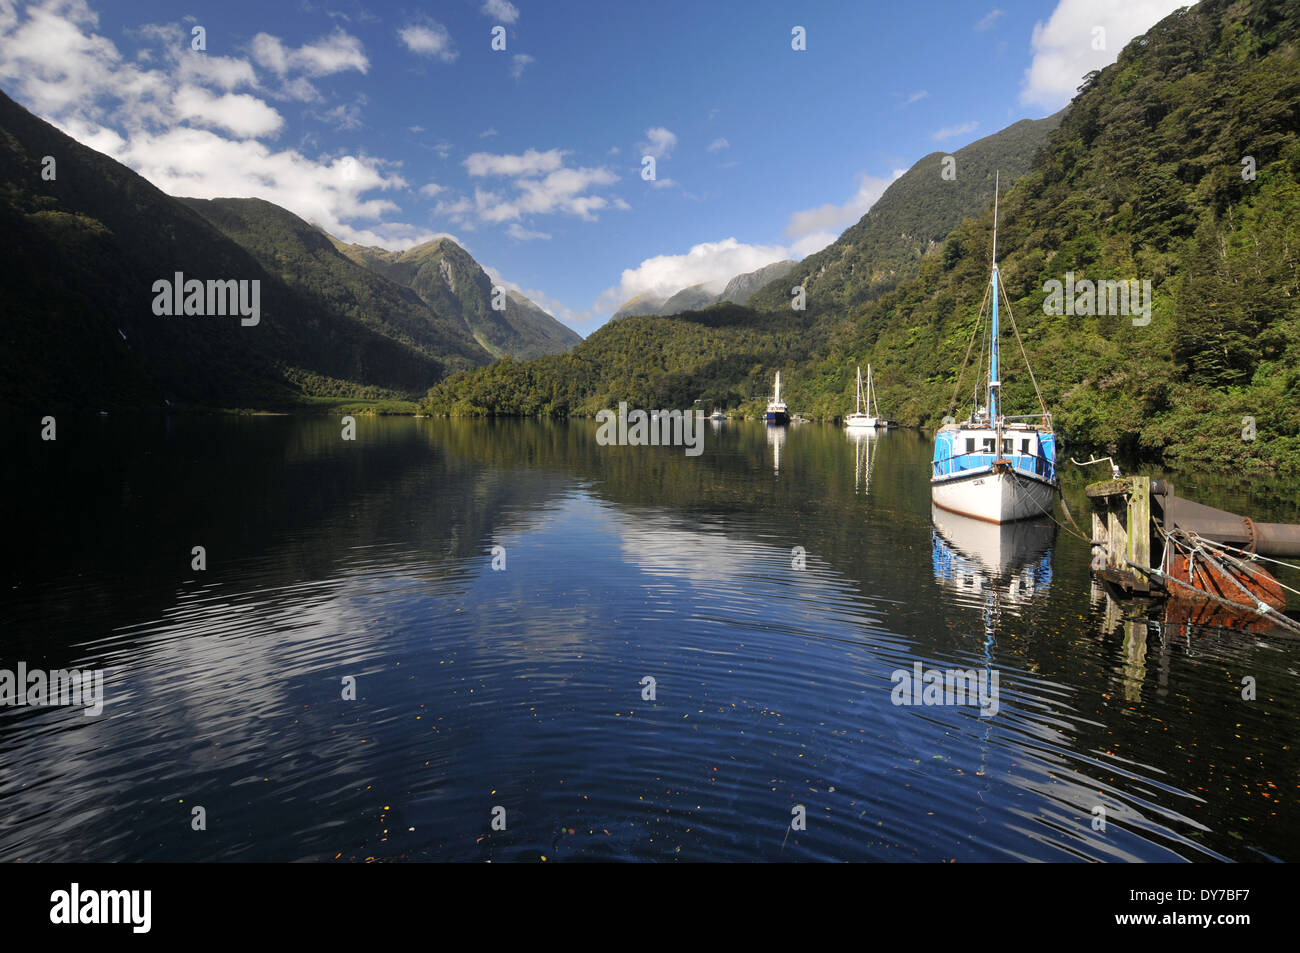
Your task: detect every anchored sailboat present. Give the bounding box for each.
[845,364,891,429]
[765,371,789,425]
[931,172,1059,524]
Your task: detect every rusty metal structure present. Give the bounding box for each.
[1085,475,1300,633]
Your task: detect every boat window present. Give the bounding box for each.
[982,438,996,453]
[1021,439,1032,455]
[1002,438,1013,454]
[965,438,975,454]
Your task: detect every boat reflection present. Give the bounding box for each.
[766,424,786,473]
[845,427,878,494]
[931,503,1056,609]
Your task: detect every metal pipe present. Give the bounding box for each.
[1167,496,1300,558]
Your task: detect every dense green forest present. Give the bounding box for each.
[422,0,1300,474]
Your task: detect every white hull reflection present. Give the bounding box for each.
[931,503,1055,608]
[767,423,786,473]
[845,427,878,493]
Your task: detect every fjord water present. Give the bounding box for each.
[3,417,1297,862]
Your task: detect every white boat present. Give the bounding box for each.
[931,172,1059,524]
[709,409,726,421]
[765,372,789,425]
[844,364,890,429]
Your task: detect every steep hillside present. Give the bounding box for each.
[0,88,452,410]
[812,0,1300,471]
[180,198,490,372]
[335,237,582,360]
[717,260,797,305]
[746,112,1064,316]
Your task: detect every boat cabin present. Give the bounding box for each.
[933,422,1057,481]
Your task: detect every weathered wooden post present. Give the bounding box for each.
[1085,476,1152,593]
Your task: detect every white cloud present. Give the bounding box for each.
[0,1,434,250]
[481,0,520,24]
[398,22,457,63]
[784,169,905,246]
[506,223,551,241]
[250,32,289,74]
[251,29,368,76]
[479,127,498,138]
[707,137,729,152]
[176,51,256,90]
[465,148,564,177]
[173,85,283,138]
[974,9,1006,31]
[311,101,364,131]
[608,237,791,304]
[291,29,369,75]
[510,53,533,79]
[899,89,928,107]
[1020,0,1189,109]
[789,231,839,258]
[440,149,622,226]
[932,120,979,141]
[639,126,676,159]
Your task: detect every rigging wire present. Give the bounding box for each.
[997,279,1050,420]
[948,280,991,417]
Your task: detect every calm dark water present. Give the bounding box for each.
[2,416,1298,862]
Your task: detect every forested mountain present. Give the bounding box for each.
[180,198,489,371]
[744,113,1064,316]
[421,0,1300,473]
[0,89,470,410]
[334,236,582,360]
[815,0,1300,472]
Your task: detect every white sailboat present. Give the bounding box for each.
[931,172,1059,524]
[845,364,890,429]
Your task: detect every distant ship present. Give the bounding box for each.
[844,364,892,430]
[765,371,789,425]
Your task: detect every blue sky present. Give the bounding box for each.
[0,0,1191,332]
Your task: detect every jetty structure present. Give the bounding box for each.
[1085,470,1300,634]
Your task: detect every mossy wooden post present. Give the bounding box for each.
[1127,476,1151,588]
[1085,476,1152,593]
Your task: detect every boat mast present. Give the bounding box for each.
[856,366,864,413]
[775,371,781,404]
[988,171,1001,431]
